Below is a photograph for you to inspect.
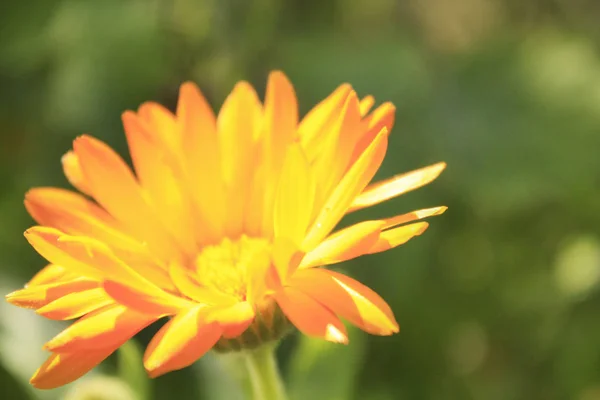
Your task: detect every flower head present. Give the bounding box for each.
[6,71,446,389]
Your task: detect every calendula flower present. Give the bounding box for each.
[6,71,446,390]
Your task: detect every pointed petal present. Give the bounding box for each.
[205,302,255,338]
[290,269,398,335]
[349,162,446,212]
[303,127,389,250]
[382,206,448,229]
[144,306,222,378]
[73,135,180,260]
[274,143,315,245]
[300,220,385,269]
[44,305,158,353]
[359,95,375,116]
[61,151,92,196]
[36,288,113,320]
[27,264,72,286]
[103,280,194,316]
[350,102,396,165]
[5,280,98,309]
[218,82,262,238]
[30,349,114,389]
[177,82,225,243]
[274,287,348,343]
[368,222,429,254]
[44,304,157,352]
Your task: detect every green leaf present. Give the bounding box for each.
[118,340,150,400]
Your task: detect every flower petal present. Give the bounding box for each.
[205,301,255,338]
[274,287,348,343]
[44,304,157,352]
[177,82,226,243]
[61,151,92,196]
[290,269,398,335]
[274,143,315,246]
[144,306,222,378]
[169,262,238,306]
[5,280,98,310]
[30,349,115,389]
[218,82,262,238]
[36,288,113,320]
[359,95,375,116]
[303,127,389,250]
[27,264,73,286]
[368,222,429,254]
[300,220,385,269]
[382,206,448,229]
[349,162,446,212]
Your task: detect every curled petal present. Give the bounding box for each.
[274,287,348,344]
[5,280,97,310]
[368,222,429,254]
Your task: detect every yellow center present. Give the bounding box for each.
[194,235,271,300]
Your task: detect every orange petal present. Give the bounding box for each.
[25,188,149,259]
[36,288,113,320]
[144,306,222,378]
[5,280,98,310]
[25,227,179,304]
[253,72,299,237]
[273,143,315,246]
[61,151,92,196]
[350,102,396,165]
[122,111,196,256]
[368,222,429,254]
[137,102,179,152]
[30,349,115,389]
[44,304,157,352]
[303,127,389,250]
[300,220,385,269]
[218,82,262,238]
[290,269,398,335]
[274,287,348,344]
[177,82,225,243]
[103,280,194,316]
[349,162,446,212]
[73,135,180,261]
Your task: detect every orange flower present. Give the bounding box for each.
[6,71,446,389]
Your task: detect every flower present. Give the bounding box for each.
[6,71,446,389]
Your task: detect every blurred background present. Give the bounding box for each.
[2,0,600,399]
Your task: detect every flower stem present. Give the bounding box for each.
[243,345,288,400]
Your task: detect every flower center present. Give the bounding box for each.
[194,235,271,300]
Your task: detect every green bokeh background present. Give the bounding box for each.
[2,0,600,399]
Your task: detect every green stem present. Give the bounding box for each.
[243,345,288,400]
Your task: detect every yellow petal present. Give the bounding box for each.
[290,269,398,335]
[349,162,446,212]
[274,143,315,245]
[61,151,92,196]
[253,71,298,237]
[36,288,113,320]
[368,221,429,254]
[27,264,72,286]
[204,301,255,330]
[382,206,448,229]
[30,349,114,389]
[350,102,395,165]
[359,95,375,116]
[5,280,98,310]
[44,304,157,352]
[274,287,348,344]
[300,220,385,269]
[303,127,389,250]
[270,237,304,282]
[218,82,262,238]
[144,306,222,378]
